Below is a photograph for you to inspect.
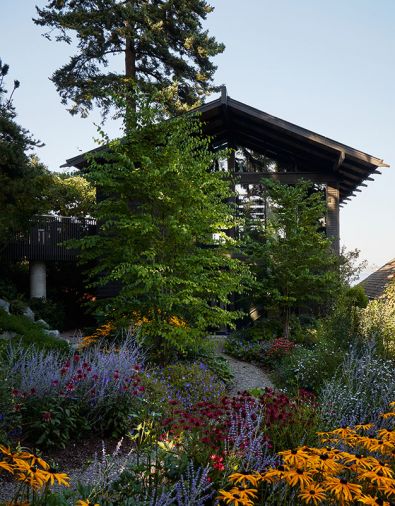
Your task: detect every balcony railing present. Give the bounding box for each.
[4,215,97,261]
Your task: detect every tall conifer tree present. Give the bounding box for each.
[34,0,224,117]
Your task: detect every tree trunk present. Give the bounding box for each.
[124,13,136,119]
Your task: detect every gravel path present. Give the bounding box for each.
[222,353,275,395]
[210,335,275,395]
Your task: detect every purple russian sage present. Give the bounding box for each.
[225,396,277,472]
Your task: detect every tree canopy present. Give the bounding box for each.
[75,97,252,360]
[34,0,224,117]
[245,180,340,338]
[0,60,52,248]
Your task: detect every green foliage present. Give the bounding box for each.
[245,180,340,338]
[161,362,225,403]
[224,334,270,363]
[21,396,90,449]
[0,60,52,248]
[359,280,395,358]
[34,0,224,117]
[44,172,96,217]
[0,351,18,444]
[29,297,66,331]
[344,285,368,308]
[272,339,343,393]
[75,98,252,361]
[0,309,69,352]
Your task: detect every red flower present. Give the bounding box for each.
[42,411,52,422]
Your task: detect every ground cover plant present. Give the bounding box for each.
[0,309,69,352]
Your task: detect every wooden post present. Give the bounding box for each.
[326,184,340,255]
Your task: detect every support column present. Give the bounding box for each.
[30,261,47,299]
[326,185,340,255]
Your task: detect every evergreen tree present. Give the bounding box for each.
[245,180,340,338]
[0,60,51,249]
[34,0,224,117]
[76,97,252,361]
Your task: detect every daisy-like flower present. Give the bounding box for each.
[381,412,395,420]
[0,460,13,473]
[217,487,257,506]
[358,495,390,505]
[298,484,327,505]
[359,471,395,490]
[308,451,343,474]
[14,461,47,490]
[323,477,362,503]
[75,500,100,506]
[279,448,310,467]
[377,429,395,442]
[329,426,356,438]
[260,465,287,483]
[282,468,313,489]
[341,452,375,471]
[354,423,374,431]
[361,438,393,453]
[42,467,70,487]
[229,472,261,487]
[368,461,394,479]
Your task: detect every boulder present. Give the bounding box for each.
[44,329,60,338]
[0,330,17,340]
[35,319,50,329]
[22,307,35,321]
[0,298,10,314]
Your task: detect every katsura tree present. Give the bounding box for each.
[245,180,340,339]
[34,0,224,117]
[0,60,52,250]
[76,97,252,361]
[45,172,96,217]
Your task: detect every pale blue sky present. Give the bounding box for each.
[1,0,394,272]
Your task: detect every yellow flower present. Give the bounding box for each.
[282,468,313,489]
[0,460,14,473]
[354,423,374,431]
[308,450,343,474]
[358,496,390,505]
[14,460,48,490]
[298,484,327,505]
[381,412,395,419]
[260,465,287,483]
[228,472,261,487]
[217,487,257,506]
[358,471,395,490]
[368,461,394,479]
[279,448,310,467]
[42,467,70,487]
[340,452,375,471]
[76,500,100,506]
[323,477,362,503]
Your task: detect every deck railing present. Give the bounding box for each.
[4,215,97,261]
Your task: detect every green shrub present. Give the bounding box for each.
[152,362,226,407]
[0,309,69,352]
[20,395,90,449]
[272,339,343,393]
[224,334,270,363]
[29,297,66,331]
[0,351,19,444]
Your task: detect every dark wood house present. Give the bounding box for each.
[7,88,388,298]
[64,87,388,256]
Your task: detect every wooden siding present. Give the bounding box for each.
[4,216,97,261]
